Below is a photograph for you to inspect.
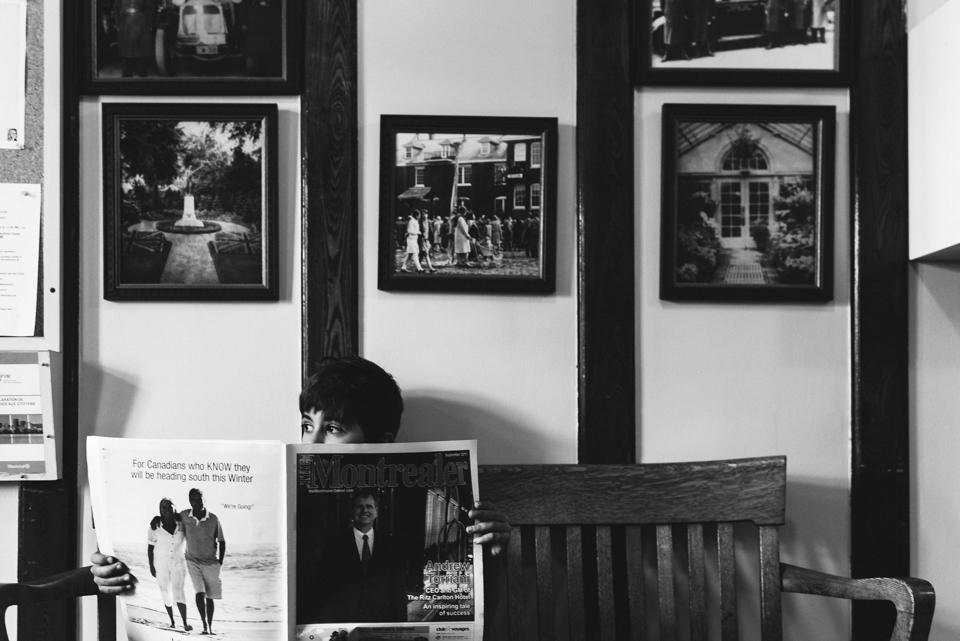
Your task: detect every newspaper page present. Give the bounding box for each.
[88,436,288,640]
[292,440,484,641]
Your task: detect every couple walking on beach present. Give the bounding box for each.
[148,488,226,635]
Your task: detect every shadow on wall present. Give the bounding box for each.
[80,362,140,438]
[400,391,547,464]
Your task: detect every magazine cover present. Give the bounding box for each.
[292,440,484,641]
[88,437,288,640]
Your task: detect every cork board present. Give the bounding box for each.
[0,0,43,337]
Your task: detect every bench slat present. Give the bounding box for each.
[507,527,525,640]
[597,525,616,639]
[688,524,707,641]
[656,524,675,641]
[759,525,782,641]
[566,526,585,641]
[626,525,646,641]
[718,522,739,641]
[535,526,554,640]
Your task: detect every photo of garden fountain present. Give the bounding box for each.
[117,118,264,287]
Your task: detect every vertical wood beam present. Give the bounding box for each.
[302,0,360,377]
[850,1,910,638]
[576,0,636,464]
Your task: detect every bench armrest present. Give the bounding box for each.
[0,567,100,641]
[781,563,935,641]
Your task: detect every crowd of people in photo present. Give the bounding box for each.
[395,206,541,273]
[659,0,837,62]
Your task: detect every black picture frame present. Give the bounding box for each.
[103,102,279,301]
[378,115,558,294]
[660,103,835,302]
[635,0,851,87]
[81,0,301,95]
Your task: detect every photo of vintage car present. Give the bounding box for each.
[154,0,244,76]
[637,0,844,84]
[85,0,295,93]
[649,0,769,56]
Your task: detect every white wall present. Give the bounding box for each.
[909,0,960,638]
[637,88,852,641]
[357,0,579,465]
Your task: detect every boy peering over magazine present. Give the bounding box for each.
[90,356,511,627]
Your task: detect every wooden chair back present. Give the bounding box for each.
[478,456,787,641]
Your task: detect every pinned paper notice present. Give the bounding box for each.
[0,183,40,336]
[0,0,27,150]
[0,352,56,480]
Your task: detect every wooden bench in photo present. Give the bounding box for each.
[479,457,935,641]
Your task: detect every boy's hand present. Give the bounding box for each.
[467,501,511,557]
[90,551,137,594]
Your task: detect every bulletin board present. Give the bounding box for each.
[0,0,61,351]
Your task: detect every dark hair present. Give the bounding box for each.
[351,488,379,504]
[299,356,404,441]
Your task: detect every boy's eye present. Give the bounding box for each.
[324,422,344,434]
[301,421,314,433]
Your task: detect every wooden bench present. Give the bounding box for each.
[1,457,935,641]
[478,457,935,641]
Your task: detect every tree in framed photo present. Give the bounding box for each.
[103,103,278,300]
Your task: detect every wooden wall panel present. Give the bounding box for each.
[302,0,359,375]
[850,1,910,638]
[576,0,636,464]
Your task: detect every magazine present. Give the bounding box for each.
[87,437,484,641]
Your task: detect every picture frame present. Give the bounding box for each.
[378,115,558,294]
[81,0,301,95]
[635,0,851,87]
[103,102,279,301]
[660,103,835,302]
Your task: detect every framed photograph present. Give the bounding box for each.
[103,102,278,301]
[660,104,835,302]
[82,0,301,95]
[378,115,558,294]
[636,0,851,87]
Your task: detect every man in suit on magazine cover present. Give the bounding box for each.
[303,489,408,624]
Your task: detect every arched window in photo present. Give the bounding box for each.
[721,146,769,172]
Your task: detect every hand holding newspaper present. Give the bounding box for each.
[88,437,485,641]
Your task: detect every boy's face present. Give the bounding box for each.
[300,408,369,445]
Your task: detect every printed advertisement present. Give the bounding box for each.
[293,441,483,641]
[88,437,288,640]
